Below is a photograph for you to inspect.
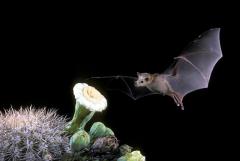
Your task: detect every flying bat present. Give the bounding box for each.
[88,28,223,110]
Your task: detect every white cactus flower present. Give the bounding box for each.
[73,83,107,112]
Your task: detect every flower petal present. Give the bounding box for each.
[73,83,107,112]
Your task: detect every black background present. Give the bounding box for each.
[0,4,236,160]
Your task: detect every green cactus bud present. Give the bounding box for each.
[105,127,115,136]
[117,151,146,161]
[89,122,107,140]
[70,130,90,152]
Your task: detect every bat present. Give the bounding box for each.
[87,28,223,110]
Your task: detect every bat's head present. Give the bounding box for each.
[135,72,153,87]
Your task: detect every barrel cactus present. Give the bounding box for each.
[0,107,70,161]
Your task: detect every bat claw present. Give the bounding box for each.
[177,104,184,110]
[180,105,184,110]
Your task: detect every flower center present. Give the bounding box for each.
[83,86,104,103]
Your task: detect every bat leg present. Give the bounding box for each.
[170,92,184,110]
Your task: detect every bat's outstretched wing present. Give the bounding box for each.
[164,28,223,97]
[86,76,159,100]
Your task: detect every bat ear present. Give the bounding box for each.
[137,72,141,76]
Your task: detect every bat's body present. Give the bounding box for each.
[89,28,223,110]
[136,73,169,94]
[135,73,184,109]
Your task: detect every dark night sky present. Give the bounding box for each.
[0,5,236,160]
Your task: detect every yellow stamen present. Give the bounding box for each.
[83,86,104,103]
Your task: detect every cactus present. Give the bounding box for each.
[0,107,70,161]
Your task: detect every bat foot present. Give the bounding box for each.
[170,92,184,110]
[177,104,184,110]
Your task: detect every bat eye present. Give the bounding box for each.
[145,78,149,81]
[140,81,144,83]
